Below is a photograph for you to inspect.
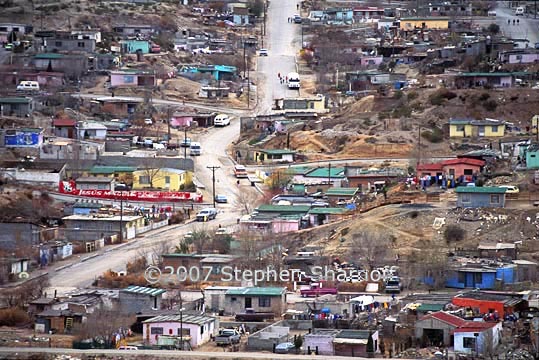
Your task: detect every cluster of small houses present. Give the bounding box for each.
[20,277,539,357]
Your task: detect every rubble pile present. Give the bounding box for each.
[486,176,515,185]
[394,347,443,359]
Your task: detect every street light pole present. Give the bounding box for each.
[207,166,221,208]
[184,126,188,159]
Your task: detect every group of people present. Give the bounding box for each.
[508,18,520,25]
[277,72,288,84]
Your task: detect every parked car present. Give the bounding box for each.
[215,328,241,346]
[180,138,191,147]
[114,183,130,191]
[196,208,217,222]
[214,114,231,126]
[215,194,228,203]
[144,118,153,125]
[259,48,268,56]
[118,346,138,350]
[499,185,519,193]
[275,342,296,354]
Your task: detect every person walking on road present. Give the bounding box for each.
[508,19,510,25]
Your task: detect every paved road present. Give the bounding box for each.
[0,347,381,359]
[495,3,539,46]
[257,0,302,114]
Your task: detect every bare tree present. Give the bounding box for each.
[349,230,391,271]
[0,276,50,308]
[151,240,172,267]
[190,226,210,254]
[136,158,166,189]
[234,189,259,215]
[74,305,134,348]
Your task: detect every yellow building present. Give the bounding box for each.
[399,17,450,31]
[532,115,539,134]
[132,168,193,191]
[449,119,506,138]
[274,94,329,113]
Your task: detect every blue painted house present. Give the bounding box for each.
[120,40,150,54]
[446,265,516,289]
[455,186,506,208]
[179,64,237,81]
[1,127,44,148]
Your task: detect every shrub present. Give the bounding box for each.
[429,89,457,105]
[482,99,498,111]
[444,224,466,243]
[407,91,419,101]
[409,211,419,219]
[479,93,490,101]
[487,23,500,34]
[393,91,403,100]
[0,308,30,326]
[421,127,444,143]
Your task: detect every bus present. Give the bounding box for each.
[234,164,248,178]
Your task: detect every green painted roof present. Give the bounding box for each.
[0,97,31,104]
[285,166,312,175]
[417,303,445,312]
[122,285,165,296]
[258,149,296,155]
[325,188,360,196]
[455,186,506,194]
[305,167,345,178]
[225,287,286,296]
[256,204,311,213]
[308,207,347,215]
[35,53,65,59]
[89,165,137,174]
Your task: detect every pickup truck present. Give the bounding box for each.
[234,308,274,322]
[300,287,338,297]
[215,329,241,346]
[180,138,191,147]
[384,276,403,293]
[196,208,217,222]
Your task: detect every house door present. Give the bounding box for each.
[465,273,474,288]
[478,126,485,136]
[245,297,252,308]
[211,295,219,311]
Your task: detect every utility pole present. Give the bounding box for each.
[207,166,221,208]
[184,126,188,159]
[247,54,251,109]
[328,162,332,186]
[417,126,421,168]
[119,194,124,242]
[166,107,172,143]
[243,41,246,78]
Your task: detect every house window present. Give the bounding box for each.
[490,194,500,204]
[139,176,150,184]
[463,169,473,176]
[124,75,135,84]
[491,125,498,133]
[461,194,471,203]
[458,271,465,284]
[258,297,271,307]
[78,42,85,48]
[463,337,476,349]
[165,176,170,185]
[456,125,465,132]
[231,297,237,302]
[151,327,164,335]
[55,41,62,47]
[200,325,204,335]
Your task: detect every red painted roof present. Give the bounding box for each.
[441,158,485,167]
[420,311,467,327]
[53,118,76,127]
[453,321,498,333]
[417,163,444,171]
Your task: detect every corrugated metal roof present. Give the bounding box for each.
[122,285,166,296]
[325,188,359,196]
[142,314,215,325]
[225,287,286,296]
[308,207,347,215]
[455,186,506,194]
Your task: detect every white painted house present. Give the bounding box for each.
[453,321,502,355]
[142,314,218,348]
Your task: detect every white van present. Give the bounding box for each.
[487,10,496,16]
[214,114,231,126]
[190,142,201,156]
[17,81,40,91]
[287,72,300,89]
[515,6,525,16]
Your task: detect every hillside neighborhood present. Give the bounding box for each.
[3,0,539,359]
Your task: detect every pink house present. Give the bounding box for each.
[110,70,156,88]
[359,55,383,67]
[272,217,300,233]
[417,158,485,183]
[499,50,539,64]
[142,314,217,348]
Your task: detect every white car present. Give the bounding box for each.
[499,185,519,194]
[259,48,268,56]
[214,114,231,126]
